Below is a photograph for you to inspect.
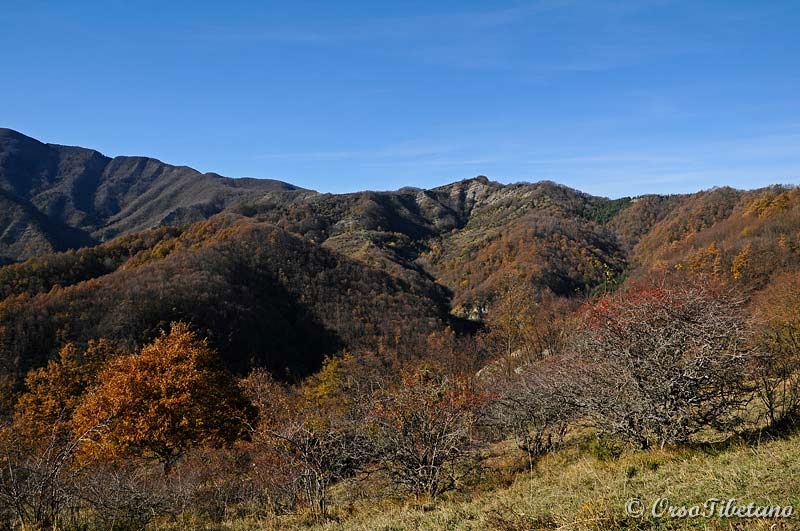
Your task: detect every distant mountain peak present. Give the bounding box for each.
[0,128,305,262]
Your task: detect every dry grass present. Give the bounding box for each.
[151,432,800,531]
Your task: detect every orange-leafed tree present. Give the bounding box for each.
[72,322,256,472]
[1,339,116,530]
[14,339,115,440]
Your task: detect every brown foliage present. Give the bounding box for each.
[14,339,115,440]
[72,323,256,471]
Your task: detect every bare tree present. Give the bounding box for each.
[267,420,371,519]
[479,279,574,379]
[0,418,101,530]
[569,282,752,449]
[369,367,483,504]
[483,355,577,460]
[751,323,800,428]
[77,458,168,530]
[749,273,800,428]
[243,364,374,520]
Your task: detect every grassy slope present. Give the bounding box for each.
[157,432,800,531]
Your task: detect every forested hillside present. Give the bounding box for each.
[2,129,800,396]
[1,130,800,530]
[0,215,451,384]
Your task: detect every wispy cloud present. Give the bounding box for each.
[346,1,574,40]
[523,154,692,165]
[174,25,329,44]
[528,129,800,197]
[179,2,568,48]
[171,0,734,74]
[708,133,800,160]
[255,141,461,162]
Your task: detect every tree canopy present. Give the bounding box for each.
[72,323,256,470]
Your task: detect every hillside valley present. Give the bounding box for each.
[1,129,800,530]
[2,129,800,380]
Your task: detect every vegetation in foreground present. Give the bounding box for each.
[160,429,800,531]
[2,271,800,530]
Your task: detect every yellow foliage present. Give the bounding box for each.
[301,353,357,416]
[731,242,752,281]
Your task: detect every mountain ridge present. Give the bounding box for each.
[1,128,800,391]
[0,128,307,262]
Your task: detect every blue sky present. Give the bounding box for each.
[2,0,799,197]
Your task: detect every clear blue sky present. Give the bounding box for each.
[2,0,799,197]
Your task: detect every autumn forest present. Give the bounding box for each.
[1,128,800,530]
